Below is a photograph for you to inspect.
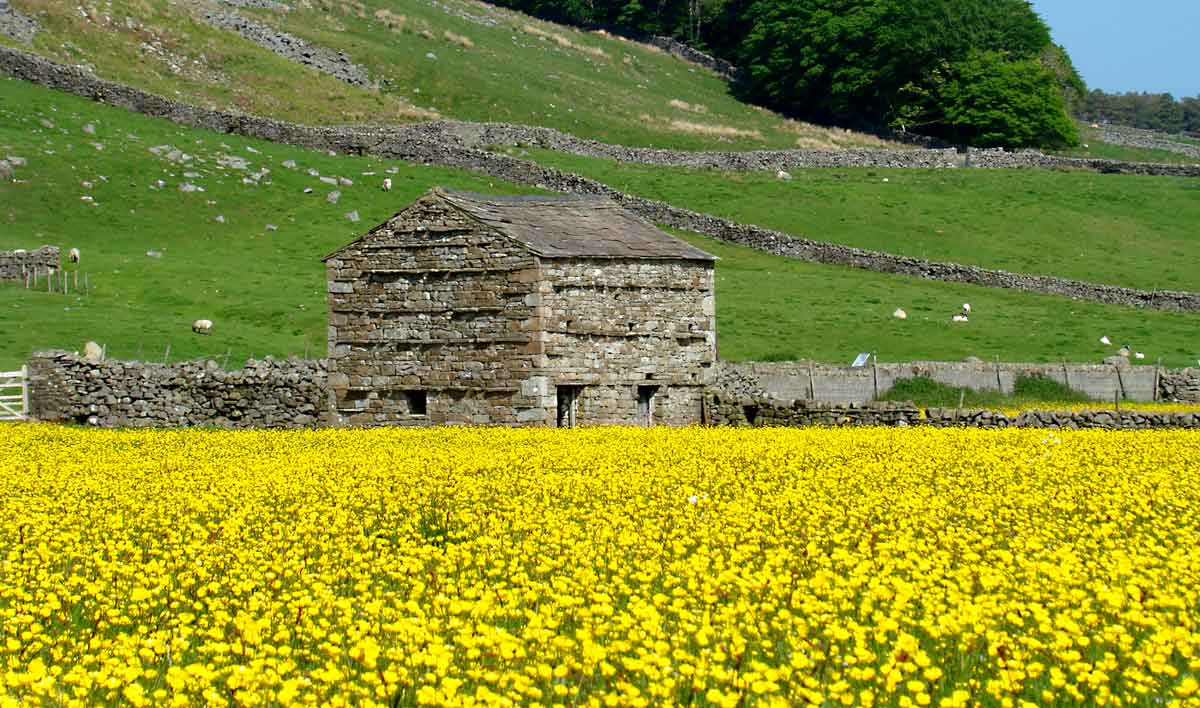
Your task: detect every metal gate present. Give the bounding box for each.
[0,366,28,421]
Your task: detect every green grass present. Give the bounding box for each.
[673,230,1200,367]
[1,0,895,151]
[1053,126,1200,164]
[4,77,1198,371]
[877,375,1097,408]
[528,148,1200,292]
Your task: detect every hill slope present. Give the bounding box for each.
[3,77,1199,369]
[0,0,895,150]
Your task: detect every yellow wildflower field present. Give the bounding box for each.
[2,425,1200,707]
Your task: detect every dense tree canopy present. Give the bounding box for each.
[489,0,1084,148]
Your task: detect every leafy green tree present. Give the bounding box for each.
[896,50,1078,148]
[734,0,1076,147]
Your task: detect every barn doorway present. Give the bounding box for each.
[556,385,583,428]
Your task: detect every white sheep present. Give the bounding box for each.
[382,178,392,191]
[775,170,792,181]
[961,303,971,314]
[951,314,969,323]
[1099,335,1112,346]
[893,308,907,320]
[68,247,81,263]
[192,319,213,335]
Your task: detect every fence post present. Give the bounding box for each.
[20,365,28,420]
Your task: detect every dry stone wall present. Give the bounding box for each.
[27,351,328,428]
[714,360,1178,405]
[0,0,39,44]
[3,46,1200,313]
[201,10,372,87]
[0,245,58,280]
[1160,369,1200,403]
[704,391,1200,430]
[1096,127,1200,162]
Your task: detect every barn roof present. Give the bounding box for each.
[437,188,716,261]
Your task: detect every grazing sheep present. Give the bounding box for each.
[192,319,213,335]
[68,247,80,263]
[775,170,792,181]
[1134,352,1145,360]
[892,308,907,320]
[1099,335,1112,346]
[951,314,969,323]
[961,303,971,314]
[382,178,392,191]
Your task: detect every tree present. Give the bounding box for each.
[735,0,1077,147]
[896,50,1078,148]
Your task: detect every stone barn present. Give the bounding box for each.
[323,187,717,426]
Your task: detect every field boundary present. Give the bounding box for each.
[0,366,28,421]
[3,46,1200,312]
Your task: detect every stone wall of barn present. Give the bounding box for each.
[324,195,543,426]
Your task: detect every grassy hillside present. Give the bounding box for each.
[2,0,894,151]
[676,231,1200,366]
[4,77,1199,370]
[525,149,1200,293]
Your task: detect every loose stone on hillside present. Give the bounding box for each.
[326,190,341,204]
[344,210,359,222]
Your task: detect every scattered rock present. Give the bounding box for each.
[201,10,373,87]
[345,210,360,222]
[215,215,226,224]
[282,159,297,169]
[146,250,164,258]
[84,341,104,363]
[775,170,792,181]
[326,190,341,204]
[303,187,313,194]
[81,180,93,189]
[307,168,320,177]
[179,182,201,193]
[319,176,338,185]
[0,160,13,181]
[265,224,278,232]
[338,177,353,187]
[39,117,54,129]
[425,52,437,60]
[82,123,96,135]
[6,155,26,167]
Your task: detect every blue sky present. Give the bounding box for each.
[1029,0,1198,98]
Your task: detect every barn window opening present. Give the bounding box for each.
[556,386,583,428]
[405,390,427,416]
[637,385,659,426]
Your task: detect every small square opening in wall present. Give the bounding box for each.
[404,390,427,416]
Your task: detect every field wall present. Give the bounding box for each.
[0,245,58,280]
[3,47,1200,313]
[714,360,1186,404]
[26,352,328,428]
[704,392,1200,430]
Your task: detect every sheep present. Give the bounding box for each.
[1117,344,1131,357]
[382,178,392,191]
[892,308,907,320]
[951,314,969,323]
[192,319,213,335]
[961,303,971,314]
[1099,335,1112,346]
[775,170,792,181]
[68,247,80,263]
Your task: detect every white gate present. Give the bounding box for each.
[0,366,28,421]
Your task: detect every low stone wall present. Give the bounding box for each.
[705,391,1200,430]
[1096,127,1200,161]
[4,46,1200,313]
[0,245,58,280]
[704,391,921,426]
[1160,368,1200,402]
[964,148,1200,176]
[715,360,1173,405]
[27,351,328,428]
[202,10,372,87]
